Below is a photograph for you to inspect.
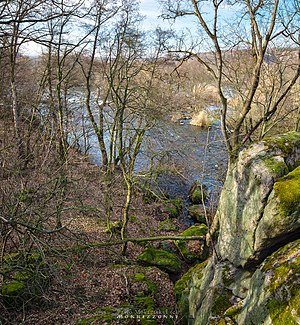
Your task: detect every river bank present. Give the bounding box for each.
[1,106,219,323]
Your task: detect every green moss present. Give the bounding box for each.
[260,240,300,325]
[262,156,289,175]
[211,288,233,317]
[134,296,155,309]
[268,287,300,325]
[174,260,208,300]
[188,205,207,224]
[2,252,43,274]
[2,280,25,297]
[165,198,183,218]
[77,294,158,325]
[222,265,234,288]
[224,301,244,321]
[181,224,207,237]
[264,132,300,157]
[262,240,300,272]
[137,247,182,274]
[134,272,146,282]
[1,252,49,307]
[76,307,124,324]
[188,181,208,204]
[159,218,179,232]
[273,166,300,217]
[174,225,208,263]
[174,260,208,324]
[133,272,158,295]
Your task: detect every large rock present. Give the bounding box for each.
[254,166,300,253]
[186,255,252,325]
[216,132,300,267]
[137,247,182,274]
[174,261,208,324]
[178,132,300,324]
[174,225,208,263]
[237,239,300,324]
[181,240,300,325]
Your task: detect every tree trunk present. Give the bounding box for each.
[121,179,133,255]
[11,79,24,163]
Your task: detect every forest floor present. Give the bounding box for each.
[0,115,195,324]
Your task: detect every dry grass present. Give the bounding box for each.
[190,111,210,127]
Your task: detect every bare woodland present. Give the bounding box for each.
[0,0,299,323]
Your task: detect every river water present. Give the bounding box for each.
[67,92,228,224]
[85,116,227,223]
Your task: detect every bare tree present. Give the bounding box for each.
[77,0,121,170]
[162,0,300,162]
[0,0,48,163]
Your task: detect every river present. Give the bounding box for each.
[67,91,228,224]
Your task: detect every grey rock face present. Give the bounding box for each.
[237,240,300,325]
[216,132,300,267]
[178,132,300,325]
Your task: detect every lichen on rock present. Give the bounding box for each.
[237,240,300,325]
[175,260,208,324]
[184,132,300,325]
[216,131,300,267]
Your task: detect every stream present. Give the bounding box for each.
[66,91,228,224]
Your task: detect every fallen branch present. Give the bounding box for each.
[72,235,205,251]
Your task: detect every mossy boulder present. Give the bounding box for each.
[187,257,253,325]
[174,224,208,263]
[159,218,179,232]
[181,253,254,324]
[254,166,300,253]
[137,247,182,274]
[263,131,300,166]
[163,198,183,218]
[188,181,208,204]
[1,252,49,307]
[216,132,300,267]
[237,239,300,325]
[188,205,207,224]
[273,166,300,217]
[175,261,208,324]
